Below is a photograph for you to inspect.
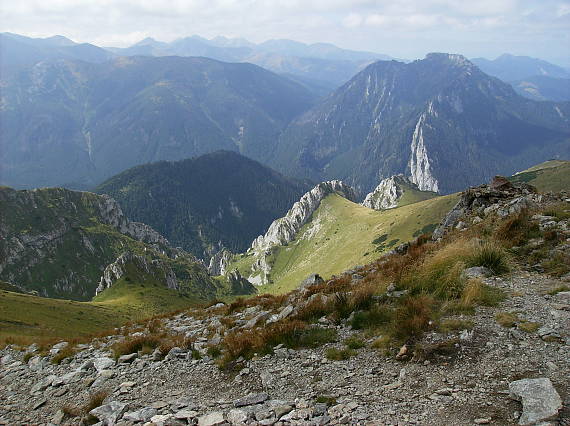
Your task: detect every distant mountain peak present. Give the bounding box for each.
[43,35,76,46]
[425,52,473,68]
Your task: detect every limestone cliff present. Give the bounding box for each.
[250,180,357,252]
[244,180,357,285]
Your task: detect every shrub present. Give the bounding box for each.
[547,285,570,295]
[438,319,474,333]
[315,396,337,405]
[496,210,540,246]
[391,295,435,341]
[51,345,77,365]
[468,243,509,275]
[344,336,365,349]
[222,320,336,361]
[111,335,162,359]
[62,390,109,419]
[325,347,355,361]
[295,297,331,322]
[206,346,222,358]
[495,312,518,328]
[518,321,540,333]
[350,305,392,330]
[413,339,459,361]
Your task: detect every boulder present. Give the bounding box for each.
[509,378,562,425]
[89,401,127,424]
[234,392,269,407]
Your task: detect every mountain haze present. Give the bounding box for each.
[0,56,316,189]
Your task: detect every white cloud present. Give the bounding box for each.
[0,0,568,64]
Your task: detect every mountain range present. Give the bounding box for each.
[0,54,315,189]
[272,53,570,194]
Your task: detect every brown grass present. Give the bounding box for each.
[51,345,77,364]
[62,390,109,419]
[391,295,435,341]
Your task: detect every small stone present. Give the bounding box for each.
[474,418,491,424]
[51,410,65,425]
[33,399,47,410]
[174,409,198,420]
[227,408,249,424]
[124,407,158,422]
[118,352,138,363]
[89,401,127,424]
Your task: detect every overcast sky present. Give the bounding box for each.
[1,0,569,65]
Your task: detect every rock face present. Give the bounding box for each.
[363,175,422,210]
[208,249,233,276]
[96,252,179,296]
[509,378,562,425]
[251,180,357,252]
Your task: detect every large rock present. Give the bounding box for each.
[89,401,127,425]
[234,392,269,407]
[509,378,562,425]
[93,357,115,373]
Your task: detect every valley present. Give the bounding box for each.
[0,24,569,425]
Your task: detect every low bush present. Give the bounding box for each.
[325,347,355,361]
[51,345,77,365]
[344,336,365,349]
[111,335,162,359]
[350,305,392,330]
[467,243,509,275]
[495,312,518,328]
[391,295,435,341]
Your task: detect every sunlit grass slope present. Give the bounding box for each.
[510,160,570,192]
[231,193,458,294]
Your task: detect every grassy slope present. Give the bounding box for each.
[0,279,197,342]
[232,193,458,294]
[510,160,570,192]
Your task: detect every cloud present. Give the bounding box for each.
[0,0,568,64]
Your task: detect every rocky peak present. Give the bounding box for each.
[250,180,357,253]
[362,175,413,210]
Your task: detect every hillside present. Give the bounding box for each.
[272,53,570,194]
[228,191,457,294]
[1,177,568,425]
[509,160,570,192]
[95,151,312,259]
[0,56,316,189]
[0,186,241,301]
[511,76,570,102]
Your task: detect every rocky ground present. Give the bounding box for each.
[1,268,569,426]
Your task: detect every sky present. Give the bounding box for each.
[1,0,569,66]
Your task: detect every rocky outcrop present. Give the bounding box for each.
[250,181,357,252]
[207,249,233,276]
[94,194,170,248]
[432,176,543,240]
[363,175,412,210]
[96,252,179,296]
